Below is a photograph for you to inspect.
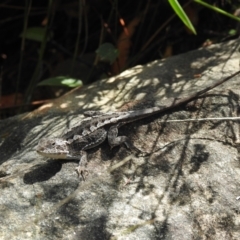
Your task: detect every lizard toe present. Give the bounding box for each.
[75,166,89,181]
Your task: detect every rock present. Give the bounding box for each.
[1,39,240,239]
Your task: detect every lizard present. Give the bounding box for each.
[36,70,240,179]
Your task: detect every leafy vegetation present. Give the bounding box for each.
[1,0,240,118]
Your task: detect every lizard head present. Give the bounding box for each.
[36,138,70,159]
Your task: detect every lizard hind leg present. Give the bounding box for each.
[108,125,139,153]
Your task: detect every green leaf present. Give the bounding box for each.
[96,43,118,63]
[194,0,240,22]
[229,29,236,35]
[168,0,197,35]
[38,76,83,88]
[20,27,52,42]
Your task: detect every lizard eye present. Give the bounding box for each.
[51,142,55,146]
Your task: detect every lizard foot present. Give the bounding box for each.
[75,166,89,181]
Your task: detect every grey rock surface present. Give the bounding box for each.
[1,39,240,239]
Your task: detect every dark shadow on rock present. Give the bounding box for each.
[189,144,209,174]
[0,116,43,163]
[74,215,111,240]
[23,161,63,184]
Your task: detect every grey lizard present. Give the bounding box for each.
[36,71,240,179]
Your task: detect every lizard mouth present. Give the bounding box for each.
[36,150,69,159]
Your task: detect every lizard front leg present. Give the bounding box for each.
[75,150,88,180]
[72,128,108,179]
